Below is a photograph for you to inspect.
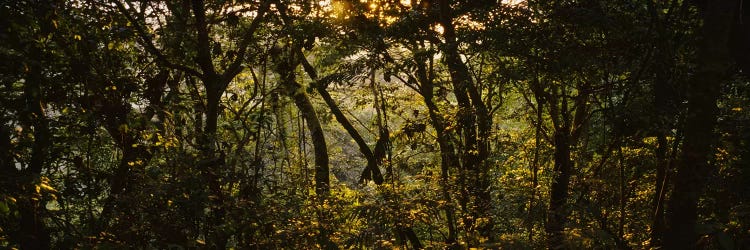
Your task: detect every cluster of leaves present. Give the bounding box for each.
[2,0,750,249]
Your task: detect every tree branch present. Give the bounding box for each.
[221,0,272,86]
[113,0,203,78]
[190,0,218,80]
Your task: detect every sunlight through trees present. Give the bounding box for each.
[1,0,749,249]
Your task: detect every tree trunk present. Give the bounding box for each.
[542,79,589,249]
[291,81,333,248]
[528,92,543,242]
[437,0,494,239]
[17,45,51,249]
[18,198,50,249]
[300,55,423,248]
[316,86,384,184]
[287,81,330,197]
[281,55,331,197]
[546,129,572,250]
[0,125,12,174]
[651,133,668,246]
[414,58,459,247]
[425,99,460,248]
[664,1,735,248]
[301,54,384,185]
[650,51,675,246]
[277,51,333,247]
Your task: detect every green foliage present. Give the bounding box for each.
[1,0,749,249]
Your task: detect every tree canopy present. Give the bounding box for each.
[1,0,749,249]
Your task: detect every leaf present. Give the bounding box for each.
[118,124,128,133]
[0,201,9,215]
[39,183,57,193]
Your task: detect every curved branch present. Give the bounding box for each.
[113,0,203,78]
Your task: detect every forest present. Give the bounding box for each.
[1,0,749,249]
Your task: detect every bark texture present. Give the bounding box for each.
[664,1,735,248]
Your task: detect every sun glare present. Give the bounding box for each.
[502,0,526,6]
[432,23,445,35]
[329,0,347,19]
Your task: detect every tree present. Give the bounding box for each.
[1,1,63,247]
[112,0,271,246]
[664,0,737,248]
[3,0,750,248]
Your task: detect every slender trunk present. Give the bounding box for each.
[649,9,681,239]
[278,52,333,247]
[0,125,12,174]
[18,46,51,250]
[650,54,673,246]
[286,81,330,197]
[288,54,341,196]
[546,129,572,250]
[190,0,229,246]
[298,51,383,184]
[651,133,668,245]
[290,81,333,248]
[424,97,459,248]
[369,71,392,181]
[543,80,589,250]
[618,148,626,240]
[199,79,231,248]
[528,94,542,242]
[18,199,50,249]
[316,87,384,184]
[103,119,153,197]
[399,228,424,249]
[437,0,494,239]
[664,1,735,248]
[319,83,422,248]
[415,57,459,247]
[204,87,221,149]
[300,55,422,248]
